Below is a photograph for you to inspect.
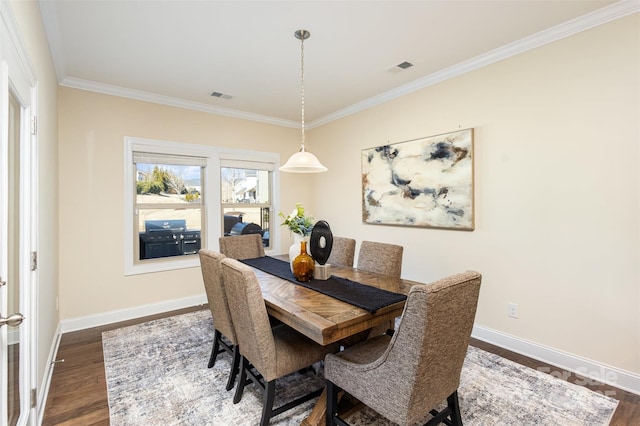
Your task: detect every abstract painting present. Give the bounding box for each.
[362,128,474,230]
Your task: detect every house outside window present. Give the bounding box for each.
[124,137,279,275]
[220,160,273,249]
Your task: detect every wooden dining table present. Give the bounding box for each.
[248,255,426,426]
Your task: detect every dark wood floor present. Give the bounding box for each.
[42,306,639,426]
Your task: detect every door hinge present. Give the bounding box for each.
[31,115,37,135]
[31,388,37,408]
[31,251,37,271]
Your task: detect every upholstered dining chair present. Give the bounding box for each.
[327,236,356,267]
[325,271,482,426]
[355,240,404,337]
[198,249,241,391]
[357,240,403,278]
[220,257,340,426]
[219,233,265,260]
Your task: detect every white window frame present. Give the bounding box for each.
[124,136,280,276]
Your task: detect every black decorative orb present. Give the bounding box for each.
[309,220,333,265]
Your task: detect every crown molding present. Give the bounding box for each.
[0,0,37,85]
[308,0,640,128]
[60,76,300,129]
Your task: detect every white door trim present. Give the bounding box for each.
[0,3,38,425]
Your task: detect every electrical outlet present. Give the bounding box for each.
[507,302,519,318]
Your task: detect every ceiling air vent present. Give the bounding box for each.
[210,91,233,100]
[387,61,414,74]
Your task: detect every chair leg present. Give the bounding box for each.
[326,380,338,426]
[208,330,222,368]
[260,380,276,426]
[447,390,463,426]
[233,357,248,404]
[326,381,351,426]
[425,390,462,426]
[225,344,241,391]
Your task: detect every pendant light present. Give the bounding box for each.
[280,29,327,173]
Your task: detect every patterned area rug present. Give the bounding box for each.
[103,310,618,425]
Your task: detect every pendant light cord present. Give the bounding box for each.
[300,33,306,152]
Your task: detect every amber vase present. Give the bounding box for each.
[292,241,314,282]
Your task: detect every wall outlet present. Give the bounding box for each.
[507,302,519,318]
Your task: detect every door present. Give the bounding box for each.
[0,54,37,426]
[1,86,29,426]
[2,91,25,424]
[0,5,38,425]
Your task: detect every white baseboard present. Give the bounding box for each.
[60,294,208,333]
[38,322,62,425]
[38,295,207,425]
[48,300,639,409]
[472,324,640,396]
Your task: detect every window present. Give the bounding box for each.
[134,152,205,262]
[220,160,274,249]
[124,137,280,275]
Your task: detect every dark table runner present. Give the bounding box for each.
[240,256,406,313]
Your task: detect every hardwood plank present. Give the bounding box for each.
[42,306,203,426]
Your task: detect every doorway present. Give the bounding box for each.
[0,58,38,426]
[0,5,39,426]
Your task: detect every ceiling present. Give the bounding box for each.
[39,0,628,128]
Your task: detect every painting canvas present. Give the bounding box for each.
[362,128,474,230]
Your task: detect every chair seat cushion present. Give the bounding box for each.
[271,324,339,381]
[335,334,391,365]
[325,334,391,386]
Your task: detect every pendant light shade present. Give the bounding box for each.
[280,29,327,173]
[280,149,327,173]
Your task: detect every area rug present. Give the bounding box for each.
[103,310,618,425]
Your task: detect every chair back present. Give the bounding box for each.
[385,271,481,424]
[357,241,403,277]
[199,249,236,344]
[220,257,276,376]
[219,233,265,260]
[327,236,356,267]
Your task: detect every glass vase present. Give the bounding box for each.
[289,233,305,272]
[292,241,314,282]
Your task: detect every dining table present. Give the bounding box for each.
[243,254,426,426]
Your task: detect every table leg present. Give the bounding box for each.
[301,389,327,426]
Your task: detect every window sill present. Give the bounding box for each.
[125,256,200,276]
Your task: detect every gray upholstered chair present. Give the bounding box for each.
[356,240,404,337]
[219,233,265,260]
[220,258,339,426]
[327,236,356,267]
[198,249,241,391]
[357,240,403,278]
[325,271,482,426]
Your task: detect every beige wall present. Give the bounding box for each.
[10,0,60,396]
[57,88,312,319]
[309,15,640,374]
[57,14,638,376]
